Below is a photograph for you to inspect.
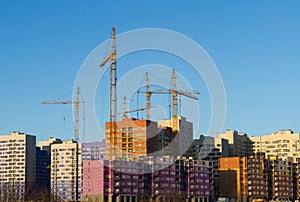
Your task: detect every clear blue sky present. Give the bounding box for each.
[0,1,300,142]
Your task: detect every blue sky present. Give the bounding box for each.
[0,1,300,142]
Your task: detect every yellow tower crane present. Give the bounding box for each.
[139,69,199,132]
[41,87,83,142]
[100,28,117,159]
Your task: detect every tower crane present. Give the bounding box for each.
[138,69,199,132]
[99,28,117,159]
[41,87,83,142]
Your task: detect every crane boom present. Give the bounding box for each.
[120,96,156,119]
[41,101,73,104]
[100,28,117,159]
[42,87,82,142]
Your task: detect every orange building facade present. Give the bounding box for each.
[105,118,178,160]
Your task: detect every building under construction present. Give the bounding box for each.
[105,118,179,160]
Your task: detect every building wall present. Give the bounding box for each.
[82,141,106,160]
[36,147,50,191]
[25,134,36,192]
[250,129,300,161]
[82,160,104,200]
[51,140,82,201]
[147,126,179,158]
[158,116,193,156]
[293,158,300,199]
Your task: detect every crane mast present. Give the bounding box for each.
[171,69,178,117]
[171,69,179,132]
[41,87,81,142]
[100,28,117,159]
[145,72,151,120]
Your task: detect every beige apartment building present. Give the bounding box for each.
[250,129,300,161]
[0,131,36,201]
[215,130,253,157]
[51,140,82,201]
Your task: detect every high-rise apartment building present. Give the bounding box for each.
[0,131,36,201]
[219,156,269,201]
[269,157,294,200]
[218,156,299,201]
[184,136,221,200]
[250,129,300,161]
[51,140,82,201]
[158,116,193,156]
[82,160,105,201]
[215,130,253,157]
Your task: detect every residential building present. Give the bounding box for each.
[82,160,105,202]
[158,116,193,156]
[250,129,300,161]
[51,140,82,201]
[218,156,299,201]
[269,157,294,201]
[184,136,221,200]
[0,131,36,201]
[183,158,212,202]
[81,156,213,202]
[215,130,253,157]
[139,156,213,202]
[293,158,300,199]
[219,156,269,201]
